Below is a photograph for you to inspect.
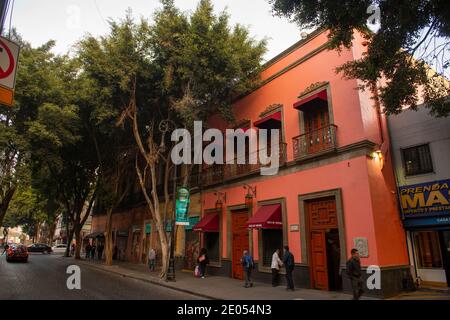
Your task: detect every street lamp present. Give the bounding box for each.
[243,184,256,208]
[214,191,226,212]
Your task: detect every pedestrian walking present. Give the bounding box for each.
[148,248,156,271]
[283,246,295,291]
[197,248,209,278]
[85,243,92,259]
[271,248,283,287]
[70,243,76,256]
[97,243,104,260]
[347,248,364,300]
[91,244,96,260]
[241,250,254,288]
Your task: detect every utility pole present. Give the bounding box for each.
[0,0,9,35]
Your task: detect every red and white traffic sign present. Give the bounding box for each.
[0,36,19,106]
[0,36,19,90]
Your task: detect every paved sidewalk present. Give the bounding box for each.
[67,257,379,300]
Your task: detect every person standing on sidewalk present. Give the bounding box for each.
[97,243,104,260]
[91,244,96,260]
[197,248,209,278]
[283,246,295,291]
[148,247,156,271]
[271,248,283,287]
[347,248,364,300]
[241,250,254,288]
[85,243,91,259]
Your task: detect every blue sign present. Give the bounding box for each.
[403,216,450,228]
[399,179,450,218]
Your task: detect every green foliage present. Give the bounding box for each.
[151,0,267,124]
[3,181,46,237]
[270,0,450,116]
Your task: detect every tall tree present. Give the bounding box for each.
[270,0,450,116]
[0,32,65,228]
[27,100,99,258]
[120,0,266,278]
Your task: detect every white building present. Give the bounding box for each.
[388,105,450,288]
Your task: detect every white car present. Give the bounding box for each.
[52,244,68,254]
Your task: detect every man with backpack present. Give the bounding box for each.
[283,245,295,291]
[241,250,254,288]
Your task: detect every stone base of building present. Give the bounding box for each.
[179,259,415,298]
[341,265,416,298]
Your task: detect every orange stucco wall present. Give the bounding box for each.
[202,30,408,268]
[202,156,382,265]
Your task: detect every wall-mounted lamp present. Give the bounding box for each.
[243,184,256,208]
[214,191,226,211]
[371,149,383,160]
[371,149,384,170]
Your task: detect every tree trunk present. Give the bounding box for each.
[64,217,73,258]
[48,222,56,245]
[35,222,41,243]
[0,208,7,230]
[75,227,82,259]
[104,208,114,266]
[159,229,170,279]
[0,186,16,228]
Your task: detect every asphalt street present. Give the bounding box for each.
[0,252,204,300]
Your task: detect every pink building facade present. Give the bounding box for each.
[196,30,412,298]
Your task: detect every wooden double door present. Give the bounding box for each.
[231,210,249,280]
[307,197,342,291]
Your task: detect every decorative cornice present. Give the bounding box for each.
[298,81,329,98]
[259,103,283,118]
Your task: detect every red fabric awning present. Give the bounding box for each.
[254,111,281,128]
[293,90,328,110]
[247,204,282,229]
[193,213,219,232]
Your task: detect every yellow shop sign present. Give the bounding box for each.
[399,179,450,217]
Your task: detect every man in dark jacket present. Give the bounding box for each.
[283,246,295,291]
[347,248,363,300]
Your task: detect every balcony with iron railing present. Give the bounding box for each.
[202,142,287,186]
[292,124,337,160]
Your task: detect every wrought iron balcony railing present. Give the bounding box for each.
[202,142,287,186]
[292,124,337,160]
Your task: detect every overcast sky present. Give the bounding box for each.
[11,0,304,62]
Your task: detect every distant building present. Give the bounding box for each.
[388,105,450,288]
[0,226,31,245]
[53,209,92,246]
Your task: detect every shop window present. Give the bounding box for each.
[261,229,283,267]
[402,144,433,176]
[204,232,220,263]
[414,231,443,268]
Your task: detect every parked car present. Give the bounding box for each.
[51,244,67,254]
[27,243,53,254]
[6,244,28,262]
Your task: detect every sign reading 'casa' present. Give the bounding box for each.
[0,36,20,106]
[399,179,450,217]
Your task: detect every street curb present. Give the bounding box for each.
[73,258,219,300]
